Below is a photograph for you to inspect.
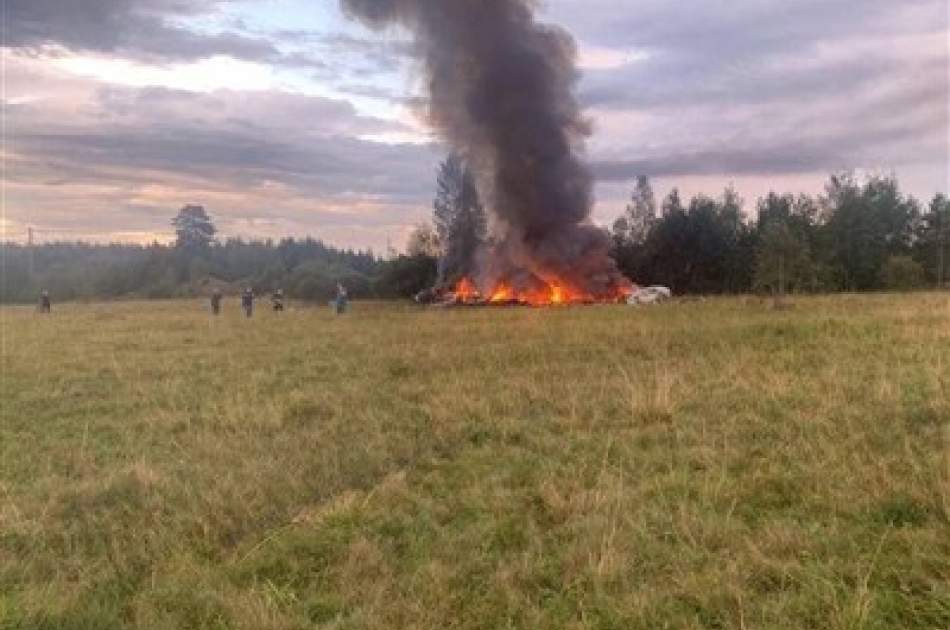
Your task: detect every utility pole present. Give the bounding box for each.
[27,226,35,279]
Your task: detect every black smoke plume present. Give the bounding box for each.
[340,0,633,298]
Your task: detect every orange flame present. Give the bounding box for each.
[451,276,632,306]
[489,284,513,303]
[454,277,479,302]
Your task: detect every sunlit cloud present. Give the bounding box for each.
[2,0,947,252]
[53,54,278,93]
[577,44,650,71]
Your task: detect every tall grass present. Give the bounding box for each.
[1,294,948,629]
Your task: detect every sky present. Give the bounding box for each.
[2,0,948,252]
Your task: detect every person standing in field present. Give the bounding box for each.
[272,289,285,312]
[241,288,254,318]
[38,290,51,314]
[210,290,223,315]
[335,282,348,315]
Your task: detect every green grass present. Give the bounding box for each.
[1,294,949,629]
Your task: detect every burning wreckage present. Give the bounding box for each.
[417,276,632,307]
[417,280,671,308]
[341,0,640,307]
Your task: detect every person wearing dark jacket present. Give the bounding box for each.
[241,288,254,318]
[334,282,348,315]
[210,290,223,315]
[38,291,51,314]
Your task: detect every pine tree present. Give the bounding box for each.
[623,175,657,244]
[432,154,487,284]
[172,205,217,250]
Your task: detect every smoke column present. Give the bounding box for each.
[340,0,632,298]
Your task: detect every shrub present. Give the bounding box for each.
[881,255,926,290]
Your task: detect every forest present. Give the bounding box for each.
[2,163,947,304]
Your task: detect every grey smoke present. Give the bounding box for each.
[340,0,632,297]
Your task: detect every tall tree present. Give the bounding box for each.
[757,193,820,243]
[755,192,827,292]
[754,221,813,295]
[916,193,950,288]
[610,176,657,284]
[637,189,752,294]
[719,185,755,292]
[662,187,684,217]
[821,173,919,291]
[623,175,657,245]
[432,153,487,284]
[172,205,217,250]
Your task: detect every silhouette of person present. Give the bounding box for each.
[241,288,254,318]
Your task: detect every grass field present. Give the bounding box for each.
[1,294,949,629]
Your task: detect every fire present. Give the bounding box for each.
[454,277,479,302]
[489,284,513,303]
[451,276,631,306]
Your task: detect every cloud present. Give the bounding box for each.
[294,33,415,83]
[4,56,441,248]
[5,0,316,68]
[3,0,947,248]
[546,0,941,56]
[588,59,947,180]
[540,0,949,183]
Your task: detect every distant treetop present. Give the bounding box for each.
[172,205,217,250]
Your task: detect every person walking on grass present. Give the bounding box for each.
[241,288,254,318]
[210,289,223,316]
[38,290,51,314]
[334,282,348,315]
[272,288,285,313]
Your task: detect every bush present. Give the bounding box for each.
[881,256,926,290]
[374,255,438,298]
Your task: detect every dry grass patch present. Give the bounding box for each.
[1,294,948,629]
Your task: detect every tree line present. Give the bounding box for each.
[2,162,947,304]
[405,161,948,296]
[608,173,947,295]
[1,210,392,303]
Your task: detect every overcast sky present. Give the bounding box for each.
[3,0,948,251]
